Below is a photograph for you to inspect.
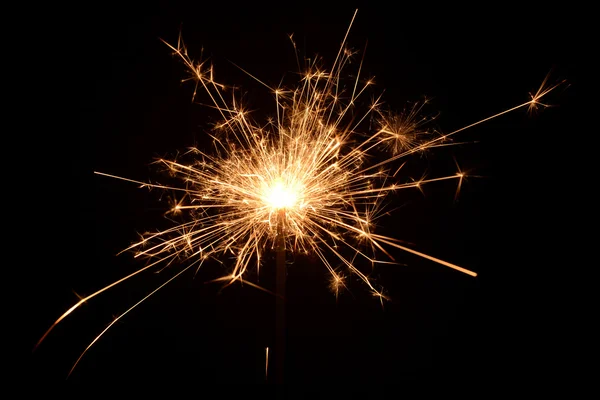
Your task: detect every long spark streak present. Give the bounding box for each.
[265,347,269,380]
[365,87,562,173]
[68,258,202,378]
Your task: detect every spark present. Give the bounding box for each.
[376,99,438,156]
[35,10,563,375]
[265,347,269,380]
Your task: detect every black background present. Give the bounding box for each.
[25,1,585,388]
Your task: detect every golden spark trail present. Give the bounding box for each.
[365,79,563,173]
[67,259,202,378]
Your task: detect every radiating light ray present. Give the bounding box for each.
[35,11,564,377]
[528,72,566,113]
[67,258,202,378]
[34,253,179,351]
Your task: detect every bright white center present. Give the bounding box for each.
[265,179,298,210]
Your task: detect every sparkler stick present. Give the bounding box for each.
[274,210,286,383]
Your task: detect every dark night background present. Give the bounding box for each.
[25,1,586,388]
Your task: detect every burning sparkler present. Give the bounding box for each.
[35,9,562,378]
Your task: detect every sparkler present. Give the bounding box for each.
[35,9,562,379]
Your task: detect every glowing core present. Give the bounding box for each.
[265,179,301,210]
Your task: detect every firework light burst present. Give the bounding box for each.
[35,9,562,376]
